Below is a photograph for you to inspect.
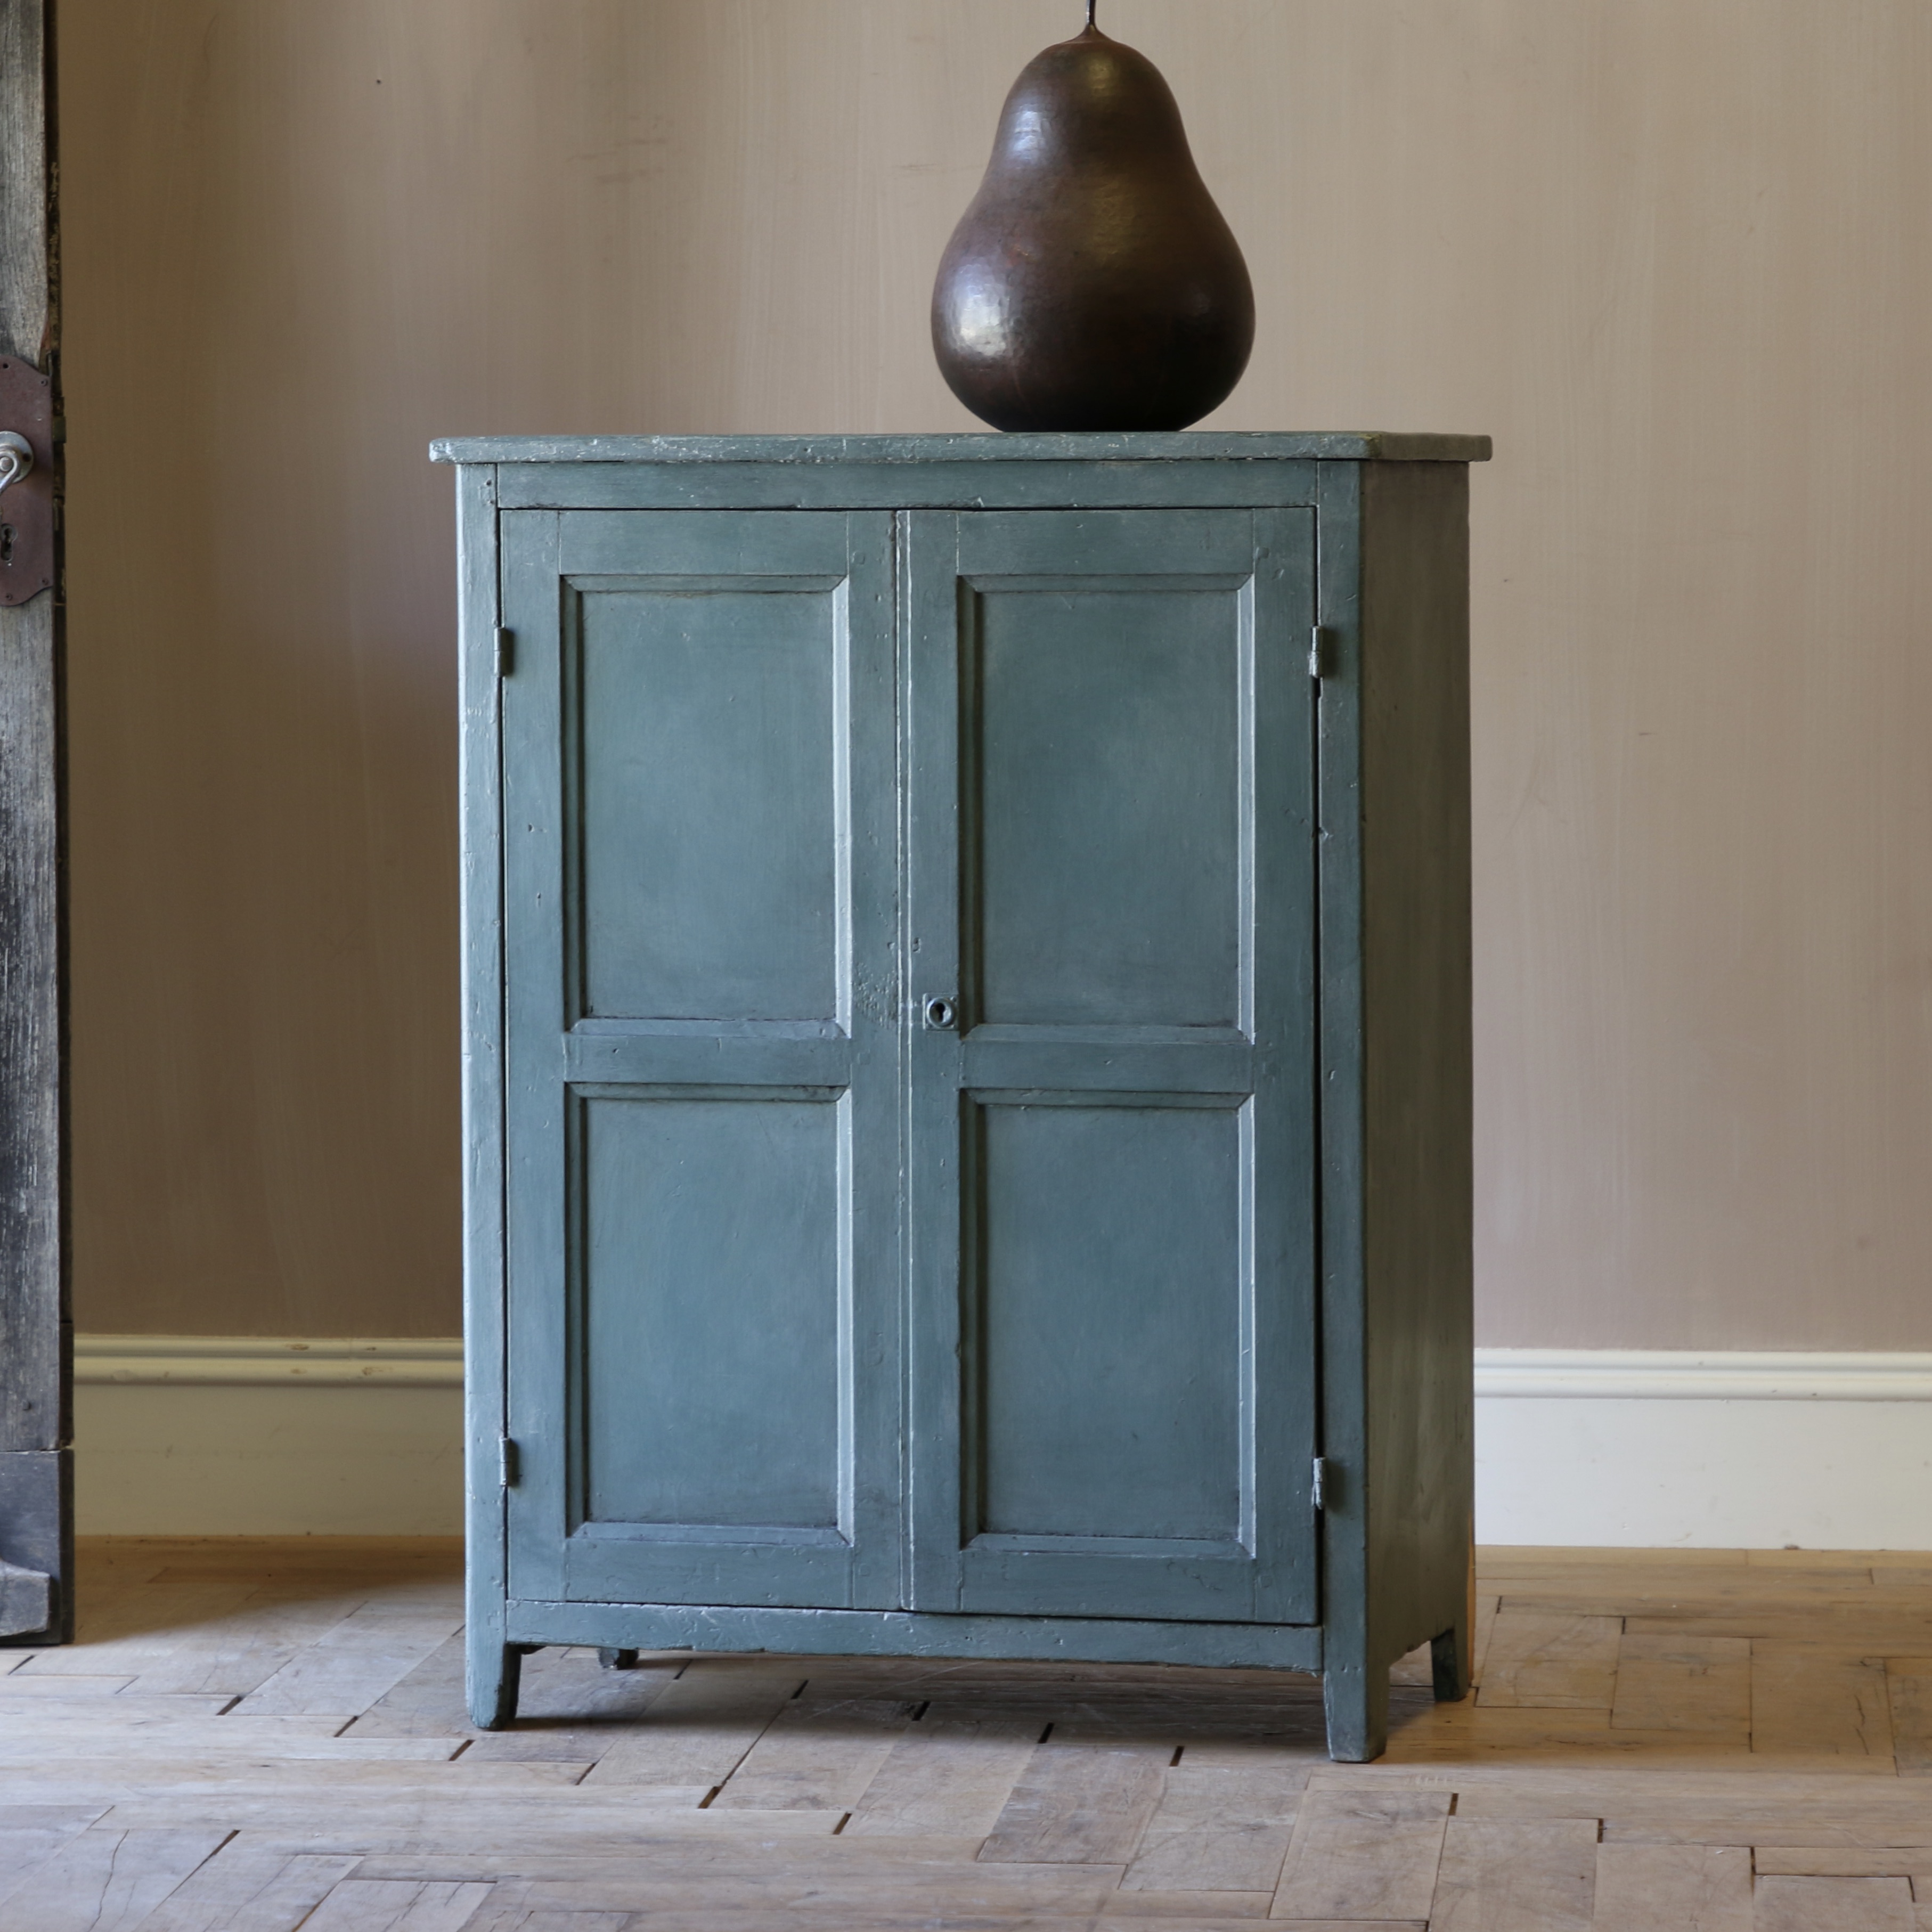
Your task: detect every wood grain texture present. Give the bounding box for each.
[1752,1875,1917,1932]
[844,1713,1044,1837]
[132,1844,363,1932]
[1120,1762,1305,1894]
[0,0,66,1650]
[1610,1635,1752,1735]
[1270,1790,1450,1921]
[1886,1658,1932,1774]
[976,1741,1169,1864]
[706,1694,917,1811]
[0,1827,230,1930]
[1476,1613,1620,1709]
[1588,1843,1752,1932]
[1426,1817,1595,1931]
[1749,1645,1892,1757]
[23,1539,1932,1925]
[0,0,50,360]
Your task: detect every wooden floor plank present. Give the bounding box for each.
[345,1634,683,1764]
[1752,1874,1917,1931]
[1268,1789,1449,1921]
[0,1808,111,1908]
[1751,1644,1892,1757]
[0,1674,134,1697]
[1588,1841,1752,1930]
[348,1839,1002,1881]
[438,1919,1308,1932]
[577,1660,804,1791]
[397,1864,1185,1918]
[230,1604,464,1719]
[22,1538,1932,1926]
[1471,1592,1501,1687]
[0,1827,231,1931]
[500,1914,626,1932]
[708,1693,917,1812]
[131,1843,363,1932]
[1425,1817,1596,1930]
[0,1756,592,1799]
[12,1583,266,1676]
[1476,1612,1622,1708]
[297,1877,496,1930]
[1120,1760,1304,1893]
[0,1727,458,1764]
[3,1796,821,1845]
[1609,1633,1751,1734]
[1886,1657,1932,1774]
[1754,1848,1932,1876]
[843,1712,1041,1837]
[976,1740,1168,1864]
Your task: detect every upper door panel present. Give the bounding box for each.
[575,565,844,1023]
[970,569,1243,1030]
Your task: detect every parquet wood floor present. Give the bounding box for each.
[7,1542,1932,1927]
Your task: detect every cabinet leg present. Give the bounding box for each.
[1323,1660,1389,1763]
[1431,1620,1471,1702]
[469,1641,526,1731]
[598,1648,641,1671]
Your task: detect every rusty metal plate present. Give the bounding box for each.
[0,356,55,607]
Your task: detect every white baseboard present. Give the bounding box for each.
[1476,1349,1932,1550]
[75,1336,464,1536]
[69,1338,1932,1548]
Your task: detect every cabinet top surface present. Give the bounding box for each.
[429,430,1490,467]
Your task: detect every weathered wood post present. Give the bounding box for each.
[0,0,70,1645]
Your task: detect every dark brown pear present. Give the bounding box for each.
[932,13,1254,433]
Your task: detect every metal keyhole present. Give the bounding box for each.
[923,996,958,1032]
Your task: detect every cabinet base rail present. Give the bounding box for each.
[468,1599,1471,1761]
[498,1599,1324,1672]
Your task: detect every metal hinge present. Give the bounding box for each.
[495,626,515,678]
[1311,1456,1329,1511]
[500,1437,520,1488]
[1308,626,1330,682]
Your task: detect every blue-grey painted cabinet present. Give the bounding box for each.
[434,432,1487,1763]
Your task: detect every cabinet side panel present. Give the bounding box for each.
[457,463,509,1708]
[1358,461,1476,1674]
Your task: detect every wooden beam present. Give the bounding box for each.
[0,0,70,1644]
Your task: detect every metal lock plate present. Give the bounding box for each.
[0,356,55,607]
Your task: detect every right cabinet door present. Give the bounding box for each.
[904,508,1322,1626]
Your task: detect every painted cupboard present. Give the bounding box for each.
[433,432,1486,1763]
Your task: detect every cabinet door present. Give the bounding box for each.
[905,509,1319,1625]
[500,510,900,1610]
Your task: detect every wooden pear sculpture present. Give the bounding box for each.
[932,4,1255,432]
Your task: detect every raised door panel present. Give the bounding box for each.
[501,509,899,1610]
[906,508,1319,1625]
[973,581,1242,1029]
[578,577,840,1022]
[974,1097,1243,1544]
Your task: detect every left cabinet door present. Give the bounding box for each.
[500,509,901,1610]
